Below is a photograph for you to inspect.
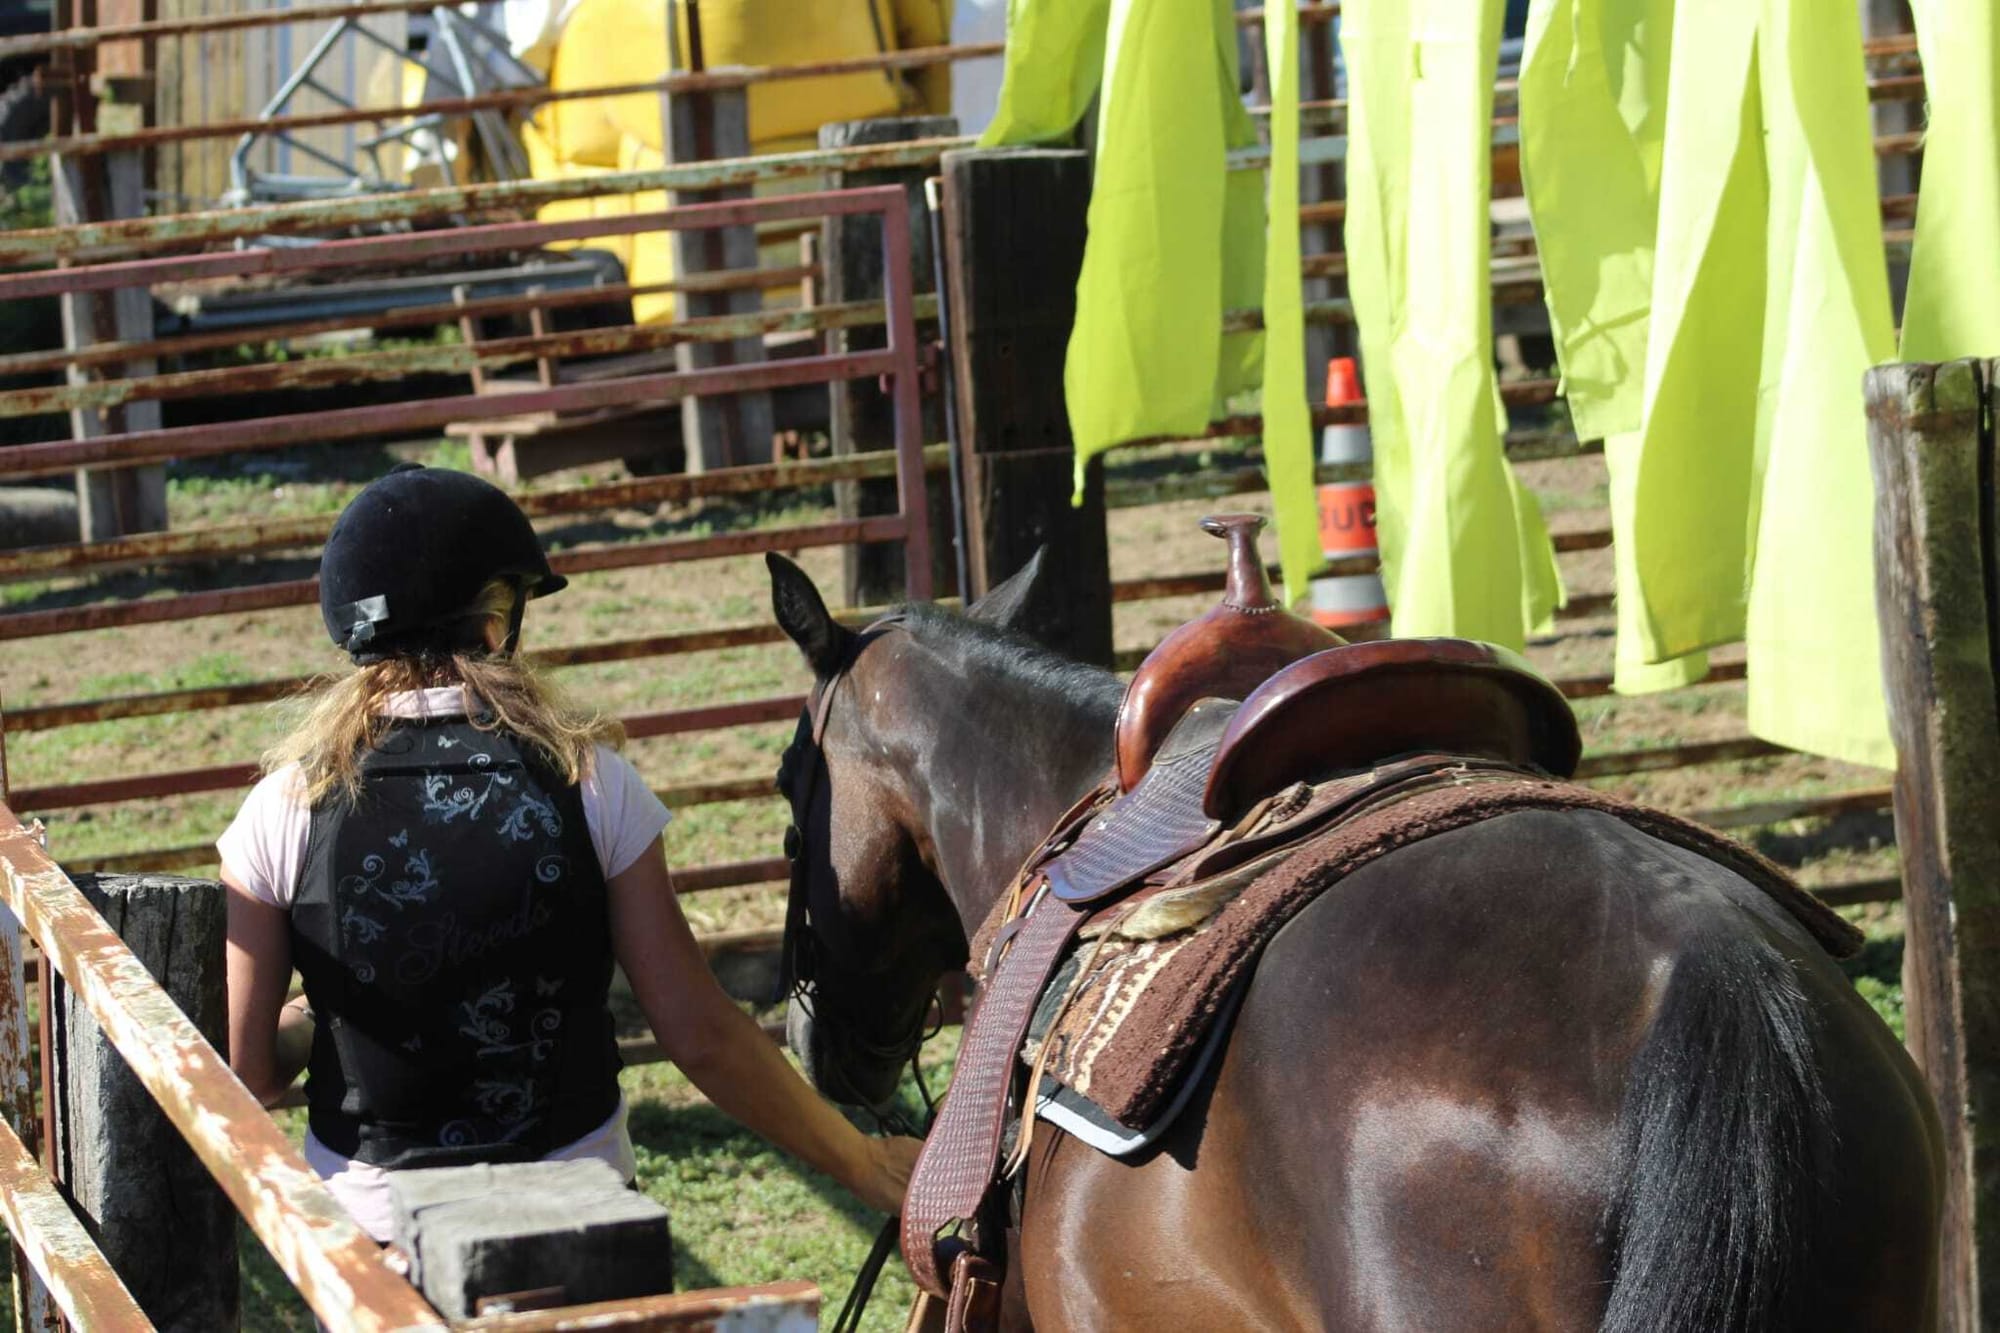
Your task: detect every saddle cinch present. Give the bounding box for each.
[901,516,1860,1330]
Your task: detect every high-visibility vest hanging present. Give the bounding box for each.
[1341,0,1563,650]
[1517,0,1707,695]
[1518,0,1896,768]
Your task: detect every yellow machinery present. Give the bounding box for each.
[527,0,954,322]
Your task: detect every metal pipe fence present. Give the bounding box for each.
[0,122,1929,267]
[3,184,937,896]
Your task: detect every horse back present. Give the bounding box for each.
[1017,808,1940,1332]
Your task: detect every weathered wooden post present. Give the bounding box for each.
[821,115,960,606]
[47,873,237,1330]
[659,13,773,473]
[56,7,169,541]
[939,147,1113,666]
[1866,359,2000,1331]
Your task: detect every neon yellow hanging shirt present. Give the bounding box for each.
[1519,0,1895,767]
[1517,0,1707,694]
[1739,0,1896,769]
[1901,0,2000,363]
[1342,0,1562,650]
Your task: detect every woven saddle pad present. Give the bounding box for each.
[992,773,1861,1138]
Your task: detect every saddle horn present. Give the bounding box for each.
[1113,514,1343,791]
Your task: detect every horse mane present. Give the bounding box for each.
[895,601,1125,720]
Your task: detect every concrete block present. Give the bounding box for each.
[389,1159,673,1318]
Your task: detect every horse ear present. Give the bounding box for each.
[766,553,853,678]
[965,546,1047,634]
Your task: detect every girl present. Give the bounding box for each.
[221,463,917,1248]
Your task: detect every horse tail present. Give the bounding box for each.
[1599,921,1832,1332]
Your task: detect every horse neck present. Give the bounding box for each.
[888,639,1120,944]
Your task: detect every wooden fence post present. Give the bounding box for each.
[59,0,167,541]
[662,77,773,474]
[48,873,237,1331]
[939,148,1112,666]
[1866,359,2000,1332]
[55,134,168,540]
[821,115,960,607]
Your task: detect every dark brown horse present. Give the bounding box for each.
[765,553,1943,1331]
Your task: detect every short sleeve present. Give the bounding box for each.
[216,765,313,910]
[579,747,673,879]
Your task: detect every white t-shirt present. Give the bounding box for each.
[217,686,672,1241]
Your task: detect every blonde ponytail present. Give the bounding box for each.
[267,580,623,805]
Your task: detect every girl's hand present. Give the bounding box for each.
[852,1134,924,1215]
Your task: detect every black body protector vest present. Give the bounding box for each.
[291,716,622,1169]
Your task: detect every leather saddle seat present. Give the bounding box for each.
[1204,637,1582,819]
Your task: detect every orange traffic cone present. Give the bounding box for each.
[1311,356,1390,632]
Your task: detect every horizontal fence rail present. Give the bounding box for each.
[0,262,815,381]
[0,449,946,585]
[6,23,1914,165]
[0,0,1335,59]
[0,296,932,422]
[0,113,1926,268]
[0,807,445,1331]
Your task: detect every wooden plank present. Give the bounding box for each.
[821,115,959,606]
[940,147,1113,665]
[1865,359,2000,1332]
[663,76,773,473]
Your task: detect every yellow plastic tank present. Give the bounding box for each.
[529,0,957,324]
[546,0,939,162]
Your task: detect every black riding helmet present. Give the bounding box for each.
[319,463,566,663]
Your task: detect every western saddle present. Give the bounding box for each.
[901,514,1581,1329]
[1117,514,1578,819]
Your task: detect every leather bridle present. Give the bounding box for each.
[773,615,938,1118]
